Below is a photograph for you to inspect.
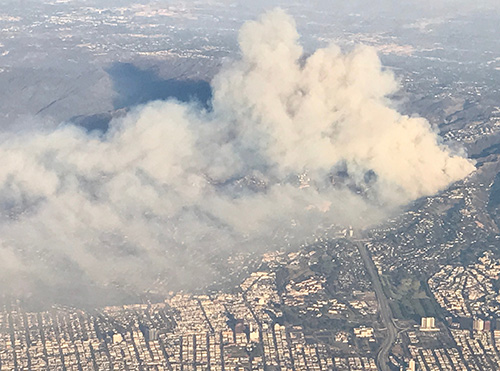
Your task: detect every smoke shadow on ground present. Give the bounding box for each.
[106,62,213,111]
[70,62,213,134]
[70,112,119,134]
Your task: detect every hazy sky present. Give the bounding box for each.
[0,0,498,13]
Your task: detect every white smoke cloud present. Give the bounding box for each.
[0,9,474,306]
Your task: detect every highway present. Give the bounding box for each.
[356,240,397,371]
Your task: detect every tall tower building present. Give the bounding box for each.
[420,317,437,331]
[473,319,485,331]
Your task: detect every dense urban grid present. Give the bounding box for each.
[0,268,380,371]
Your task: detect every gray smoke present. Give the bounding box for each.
[0,9,474,307]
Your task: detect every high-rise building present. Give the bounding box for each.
[112,333,123,344]
[473,319,485,331]
[141,325,159,342]
[420,317,437,331]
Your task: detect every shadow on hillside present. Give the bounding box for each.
[106,62,212,110]
[70,62,213,133]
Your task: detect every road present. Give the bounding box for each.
[356,240,397,371]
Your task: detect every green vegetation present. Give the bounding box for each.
[381,276,442,320]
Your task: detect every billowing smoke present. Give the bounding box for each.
[0,9,474,307]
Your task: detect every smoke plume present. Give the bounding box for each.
[0,9,474,306]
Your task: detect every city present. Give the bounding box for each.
[1,1,500,370]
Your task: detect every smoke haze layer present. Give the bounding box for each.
[0,9,474,306]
